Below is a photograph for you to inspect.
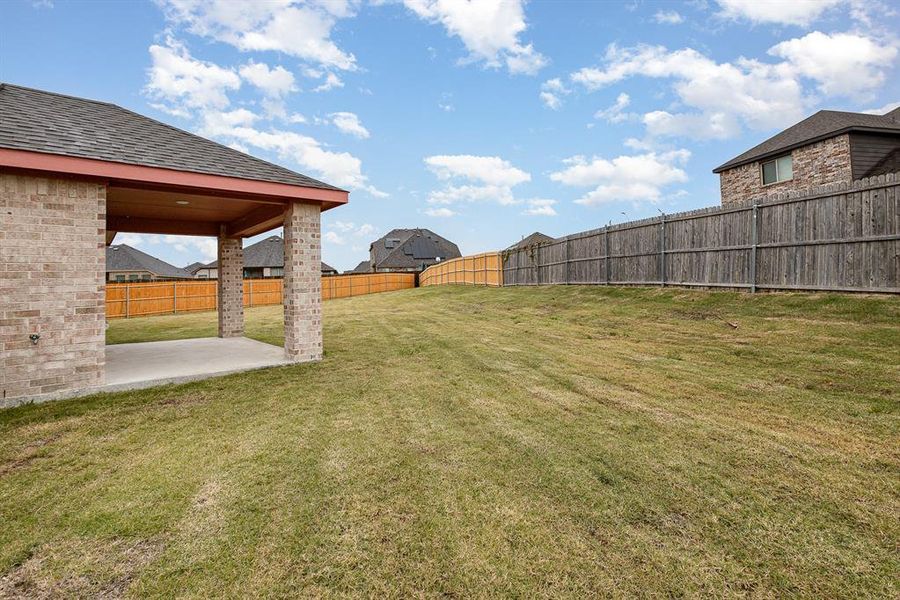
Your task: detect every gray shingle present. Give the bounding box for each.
[506,232,554,250]
[205,235,333,273]
[0,83,343,190]
[714,108,900,173]
[107,244,192,279]
[369,228,461,270]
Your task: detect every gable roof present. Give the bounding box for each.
[0,83,342,191]
[370,228,461,270]
[183,261,206,274]
[107,244,192,279]
[349,260,371,274]
[507,232,554,250]
[321,262,338,274]
[713,108,900,173]
[204,235,333,272]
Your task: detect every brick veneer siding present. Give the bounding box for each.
[719,134,852,205]
[283,202,322,362]
[0,173,106,407]
[217,234,244,338]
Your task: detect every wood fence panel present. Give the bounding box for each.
[107,273,415,318]
[419,252,503,287]
[503,174,900,293]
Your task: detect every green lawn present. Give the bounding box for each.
[1,286,898,597]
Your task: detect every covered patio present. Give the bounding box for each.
[0,83,348,407]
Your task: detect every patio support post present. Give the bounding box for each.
[217,227,244,338]
[283,201,323,362]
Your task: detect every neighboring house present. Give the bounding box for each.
[714,106,900,205]
[183,261,205,276]
[106,244,192,282]
[198,235,337,278]
[506,231,554,250]
[347,260,371,274]
[366,228,461,273]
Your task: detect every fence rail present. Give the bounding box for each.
[106,272,416,318]
[419,252,503,287]
[503,174,899,294]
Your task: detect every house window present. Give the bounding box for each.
[761,155,793,185]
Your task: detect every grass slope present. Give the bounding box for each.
[1,286,898,597]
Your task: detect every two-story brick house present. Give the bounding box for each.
[715,106,900,205]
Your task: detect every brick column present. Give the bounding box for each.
[217,230,244,338]
[0,173,106,407]
[283,202,322,362]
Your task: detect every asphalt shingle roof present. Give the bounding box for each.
[349,260,371,274]
[369,228,461,270]
[204,235,334,273]
[506,232,554,250]
[0,83,343,190]
[714,108,900,173]
[107,244,192,279]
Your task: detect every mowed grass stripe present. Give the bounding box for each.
[0,286,897,597]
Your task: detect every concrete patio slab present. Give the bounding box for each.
[104,337,292,393]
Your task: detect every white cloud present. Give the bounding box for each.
[329,111,370,138]
[146,37,241,110]
[540,78,570,109]
[324,231,345,245]
[653,10,684,24]
[313,72,344,92]
[156,0,358,71]
[862,101,900,115]
[642,110,740,139]
[428,184,518,206]
[550,150,690,206]
[424,155,530,186]
[438,102,454,112]
[568,32,898,140]
[331,221,375,236]
[162,235,218,262]
[425,207,456,217]
[716,0,843,26]
[423,155,531,208]
[239,61,297,97]
[594,92,634,123]
[768,31,898,97]
[403,0,546,74]
[522,198,557,216]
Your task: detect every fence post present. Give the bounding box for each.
[248,279,254,308]
[564,238,570,285]
[659,214,666,287]
[605,224,611,286]
[750,200,758,293]
[125,284,130,318]
[173,281,177,314]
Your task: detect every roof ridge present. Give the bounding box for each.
[1,81,117,108]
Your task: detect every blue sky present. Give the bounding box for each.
[2,0,898,271]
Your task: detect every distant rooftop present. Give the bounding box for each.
[714,106,900,173]
[107,244,192,279]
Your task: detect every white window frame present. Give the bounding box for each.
[761,154,793,186]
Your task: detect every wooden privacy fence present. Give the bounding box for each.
[107,272,416,318]
[419,252,503,287]
[503,174,899,294]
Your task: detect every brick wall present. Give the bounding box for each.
[216,235,244,338]
[0,173,106,407]
[719,134,852,205]
[283,202,322,362]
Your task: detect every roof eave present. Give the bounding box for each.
[0,147,350,208]
[712,126,900,174]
